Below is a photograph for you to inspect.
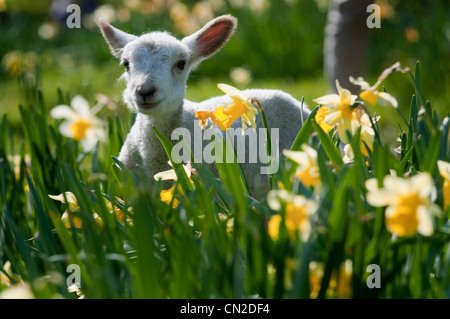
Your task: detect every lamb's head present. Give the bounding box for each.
[98,15,237,115]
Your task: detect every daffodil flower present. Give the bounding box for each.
[283,145,320,187]
[50,96,106,152]
[314,106,334,133]
[437,160,450,211]
[349,62,405,108]
[313,80,359,143]
[365,173,440,237]
[154,161,195,208]
[1,261,21,287]
[49,191,105,228]
[343,111,379,163]
[267,189,317,241]
[195,84,259,133]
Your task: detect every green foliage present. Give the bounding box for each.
[0,61,449,299]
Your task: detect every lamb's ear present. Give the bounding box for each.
[98,19,137,58]
[182,15,237,66]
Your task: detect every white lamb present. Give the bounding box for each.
[98,15,310,194]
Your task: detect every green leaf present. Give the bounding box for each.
[312,121,344,167]
[289,106,318,152]
[153,125,193,192]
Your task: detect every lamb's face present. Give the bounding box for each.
[121,32,191,115]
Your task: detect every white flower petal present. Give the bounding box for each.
[59,122,74,138]
[349,76,370,90]
[366,190,399,207]
[343,144,354,163]
[71,96,91,117]
[267,189,292,211]
[313,94,340,107]
[411,173,433,198]
[217,83,248,102]
[377,92,398,108]
[365,178,379,193]
[50,105,76,120]
[437,160,450,180]
[154,169,178,181]
[283,149,310,166]
[324,109,342,126]
[80,135,99,152]
[417,206,433,236]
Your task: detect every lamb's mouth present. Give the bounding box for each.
[139,101,160,109]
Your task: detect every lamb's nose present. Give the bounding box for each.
[137,86,157,99]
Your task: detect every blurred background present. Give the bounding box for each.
[0,0,449,145]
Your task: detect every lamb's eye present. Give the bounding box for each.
[123,59,130,71]
[176,60,186,70]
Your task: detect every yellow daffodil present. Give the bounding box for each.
[308,261,324,299]
[330,259,353,299]
[313,80,359,143]
[1,261,21,288]
[49,192,105,228]
[283,145,320,187]
[50,96,106,152]
[308,260,352,299]
[343,111,379,163]
[154,161,195,208]
[195,84,259,133]
[315,106,334,133]
[365,173,440,237]
[267,190,317,241]
[349,62,406,108]
[437,160,450,211]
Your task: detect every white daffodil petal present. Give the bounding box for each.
[411,173,433,198]
[437,160,450,180]
[59,121,75,138]
[343,144,354,163]
[80,135,99,152]
[300,219,311,242]
[366,191,399,207]
[324,109,342,126]
[267,190,292,211]
[383,176,409,195]
[349,76,370,90]
[50,105,76,119]
[71,95,92,117]
[365,178,379,193]
[217,83,248,101]
[336,122,353,144]
[377,92,398,108]
[154,169,178,181]
[49,192,78,206]
[313,94,341,107]
[283,149,310,165]
[302,145,318,161]
[417,206,433,236]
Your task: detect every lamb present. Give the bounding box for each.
[98,15,310,194]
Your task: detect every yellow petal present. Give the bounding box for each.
[160,185,179,208]
[437,160,450,210]
[360,90,378,106]
[70,119,92,140]
[195,111,214,130]
[217,83,248,101]
[315,107,334,133]
[268,214,282,241]
[385,205,418,237]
